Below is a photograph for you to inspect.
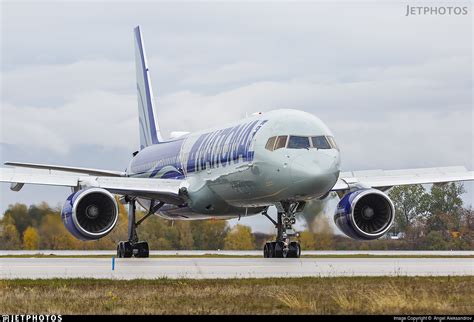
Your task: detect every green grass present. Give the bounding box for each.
[1,276,473,314]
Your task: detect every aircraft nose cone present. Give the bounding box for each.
[290,151,340,198]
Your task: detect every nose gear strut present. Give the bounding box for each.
[262,201,305,258]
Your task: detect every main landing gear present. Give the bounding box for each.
[262,202,305,258]
[116,198,163,258]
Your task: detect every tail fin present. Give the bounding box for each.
[134,25,163,149]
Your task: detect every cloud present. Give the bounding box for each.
[1,91,138,154]
[1,54,471,169]
[181,61,284,86]
[2,60,135,107]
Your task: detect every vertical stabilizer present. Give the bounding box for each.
[134,25,163,149]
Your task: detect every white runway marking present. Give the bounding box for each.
[0,257,472,279]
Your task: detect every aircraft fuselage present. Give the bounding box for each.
[127,109,341,220]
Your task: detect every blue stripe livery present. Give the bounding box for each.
[129,120,267,180]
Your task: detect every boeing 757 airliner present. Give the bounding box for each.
[1,26,473,258]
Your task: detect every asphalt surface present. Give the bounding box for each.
[1,250,473,256]
[0,257,472,279]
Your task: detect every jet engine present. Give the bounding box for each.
[61,188,119,240]
[334,189,394,240]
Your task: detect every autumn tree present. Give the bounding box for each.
[224,224,255,250]
[0,215,21,249]
[298,231,316,249]
[22,226,39,250]
[458,207,473,249]
[38,213,79,249]
[388,184,430,232]
[3,204,31,236]
[191,220,228,250]
[176,221,194,249]
[426,183,465,232]
[138,216,178,250]
[27,202,54,228]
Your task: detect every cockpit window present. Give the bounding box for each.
[288,136,311,149]
[265,136,276,151]
[266,134,338,151]
[274,136,288,150]
[327,136,339,150]
[311,136,331,149]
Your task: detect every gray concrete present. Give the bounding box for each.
[1,250,473,256]
[0,257,472,279]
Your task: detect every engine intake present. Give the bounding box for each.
[61,188,118,240]
[334,189,394,240]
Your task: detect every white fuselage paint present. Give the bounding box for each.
[127,109,341,220]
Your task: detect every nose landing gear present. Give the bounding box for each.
[262,202,304,258]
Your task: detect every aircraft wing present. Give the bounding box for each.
[0,167,186,205]
[332,166,474,191]
[3,161,126,177]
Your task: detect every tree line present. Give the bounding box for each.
[0,182,472,250]
[0,200,256,250]
[296,182,473,250]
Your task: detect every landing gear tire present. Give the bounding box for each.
[117,242,124,258]
[269,242,276,258]
[287,242,301,258]
[116,241,133,258]
[264,242,276,258]
[263,241,301,258]
[274,241,285,258]
[134,241,149,258]
[123,241,133,258]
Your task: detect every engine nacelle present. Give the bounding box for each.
[334,189,395,240]
[61,188,119,241]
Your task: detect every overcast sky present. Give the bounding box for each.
[1,1,472,233]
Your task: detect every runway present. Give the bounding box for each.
[1,250,473,256]
[1,257,472,279]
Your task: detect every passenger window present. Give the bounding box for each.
[288,136,311,149]
[274,136,288,150]
[265,136,276,151]
[312,136,331,149]
[327,136,339,150]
